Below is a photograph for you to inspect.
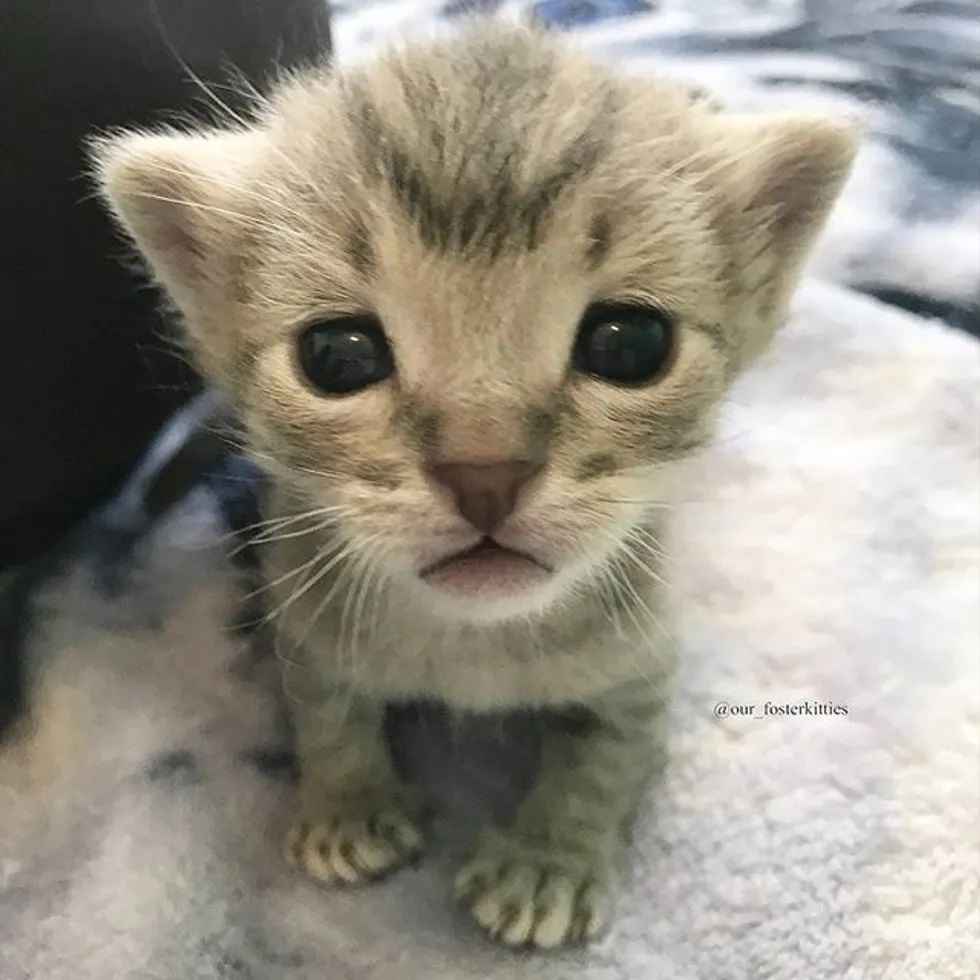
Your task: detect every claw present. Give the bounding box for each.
[455,846,608,950]
[286,809,424,886]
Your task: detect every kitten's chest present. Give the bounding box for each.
[330,642,651,709]
[276,592,670,710]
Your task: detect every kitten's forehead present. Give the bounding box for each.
[254,30,713,381]
[251,24,713,340]
[328,26,621,262]
[374,244,591,390]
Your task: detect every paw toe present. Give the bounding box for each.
[456,849,608,949]
[286,808,422,886]
[529,875,577,948]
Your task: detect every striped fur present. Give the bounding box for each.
[93,20,856,948]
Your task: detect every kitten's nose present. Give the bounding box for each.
[430,460,541,534]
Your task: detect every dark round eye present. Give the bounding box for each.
[298,316,394,395]
[573,303,673,385]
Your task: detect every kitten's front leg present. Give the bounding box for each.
[456,680,668,948]
[285,688,424,886]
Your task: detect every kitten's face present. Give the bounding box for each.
[95,24,855,624]
[244,232,717,623]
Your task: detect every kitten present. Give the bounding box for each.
[93,20,856,949]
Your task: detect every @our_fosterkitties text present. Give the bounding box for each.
[713,700,849,720]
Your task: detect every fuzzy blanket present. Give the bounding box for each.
[2,3,978,978]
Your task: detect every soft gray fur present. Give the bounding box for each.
[93,21,857,947]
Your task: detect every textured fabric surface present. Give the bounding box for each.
[3,2,979,978]
[2,281,976,979]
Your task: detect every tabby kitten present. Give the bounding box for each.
[94,21,855,949]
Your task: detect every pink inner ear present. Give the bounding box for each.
[741,120,858,245]
[106,151,211,286]
[154,214,206,266]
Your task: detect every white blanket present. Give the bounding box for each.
[2,282,976,979]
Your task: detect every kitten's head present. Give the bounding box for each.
[94,23,856,625]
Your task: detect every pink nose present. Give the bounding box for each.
[430,460,541,534]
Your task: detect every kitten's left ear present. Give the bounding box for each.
[710,113,859,361]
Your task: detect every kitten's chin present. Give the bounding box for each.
[415,539,561,623]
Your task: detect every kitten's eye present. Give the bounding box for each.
[298,316,394,395]
[574,303,673,385]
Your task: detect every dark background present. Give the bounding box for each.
[0,0,332,571]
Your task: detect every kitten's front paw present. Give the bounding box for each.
[285,808,423,886]
[455,834,610,949]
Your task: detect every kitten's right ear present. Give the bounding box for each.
[91,129,264,315]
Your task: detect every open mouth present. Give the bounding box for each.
[420,538,552,597]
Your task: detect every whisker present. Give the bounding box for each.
[222,505,343,549]
[234,514,342,553]
[619,534,671,591]
[241,536,338,601]
[353,540,386,644]
[590,557,664,692]
[591,497,675,509]
[618,564,671,643]
[262,535,353,625]
[344,539,387,685]
[288,535,390,656]
[293,557,350,650]
[590,562,628,641]
[245,448,341,483]
[624,525,672,571]
[590,528,673,651]
[366,548,394,648]
[272,630,308,672]
[338,543,376,669]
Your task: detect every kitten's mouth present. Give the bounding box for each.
[419,538,552,598]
